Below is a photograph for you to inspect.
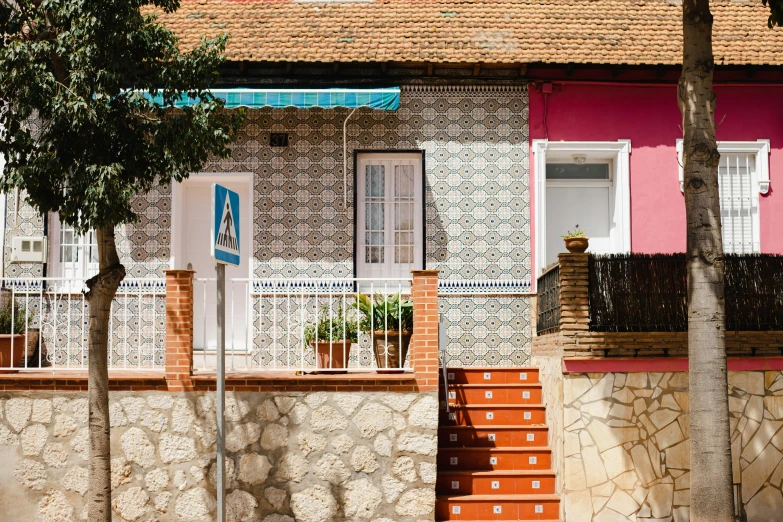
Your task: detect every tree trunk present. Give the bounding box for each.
[86,226,125,521]
[679,1,734,521]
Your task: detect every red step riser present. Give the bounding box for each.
[437,366,558,521]
[445,369,540,385]
[437,476,557,495]
[442,388,543,405]
[437,452,552,471]
[436,499,560,520]
[439,429,548,448]
[442,409,547,426]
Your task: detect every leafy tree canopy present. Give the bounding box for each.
[0,0,244,233]
[765,0,783,27]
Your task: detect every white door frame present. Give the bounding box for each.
[171,172,254,278]
[533,140,632,280]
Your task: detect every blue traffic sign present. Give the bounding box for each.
[211,183,240,266]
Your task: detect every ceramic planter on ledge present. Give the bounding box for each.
[372,330,412,373]
[0,333,27,372]
[564,236,589,254]
[311,340,353,374]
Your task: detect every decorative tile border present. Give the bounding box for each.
[438,278,532,295]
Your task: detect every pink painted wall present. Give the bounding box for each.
[529,83,783,272]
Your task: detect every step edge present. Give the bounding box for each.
[438,424,549,430]
[444,367,540,370]
[436,470,556,476]
[441,402,546,410]
[438,446,552,452]
[436,494,561,501]
[441,382,543,388]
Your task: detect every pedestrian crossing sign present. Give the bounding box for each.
[211,183,241,266]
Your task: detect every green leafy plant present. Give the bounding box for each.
[562,224,587,239]
[355,293,413,333]
[304,305,359,344]
[0,300,30,335]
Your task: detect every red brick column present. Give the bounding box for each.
[165,270,195,391]
[411,270,440,392]
[558,253,590,355]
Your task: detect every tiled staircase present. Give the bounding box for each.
[436,367,560,521]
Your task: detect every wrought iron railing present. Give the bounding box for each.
[536,265,560,335]
[192,277,415,372]
[0,277,166,370]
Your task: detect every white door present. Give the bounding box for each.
[178,179,250,352]
[545,162,614,268]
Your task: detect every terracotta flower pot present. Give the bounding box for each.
[372,330,412,373]
[311,341,353,374]
[0,334,27,372]
[564,236,589,253]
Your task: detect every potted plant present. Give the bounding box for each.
[562,224,589,253]
[355,293,413,373]
[304,305,358,373]
[0,299,28,372]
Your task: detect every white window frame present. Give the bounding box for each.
[47,213,99,282]
[676,139,769,253]
[355,152,424,280]
[532,140,632,279]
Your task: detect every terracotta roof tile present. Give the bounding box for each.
[154,0,783,66]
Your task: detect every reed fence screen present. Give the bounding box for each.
[588,254,783,332]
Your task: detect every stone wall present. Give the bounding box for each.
[531,333,564,499]
[0,390,438,522]
[562,370,783,522]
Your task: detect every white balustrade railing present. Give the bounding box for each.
[193,277,414,372]
[0,277,165,371]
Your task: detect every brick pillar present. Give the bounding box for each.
[558,253,590,354]
[411,270,440,392]
[165,270,195,391]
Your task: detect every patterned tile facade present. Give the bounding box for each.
[3,85,533,367]
[2,184,171,279]
[206,85,532,366]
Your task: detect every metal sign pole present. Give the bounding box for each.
[216,262,226,522]
[211,182,239,522]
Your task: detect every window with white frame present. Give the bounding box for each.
[356,153,424,279]
[48,214,98,280]
[677,140,770,254]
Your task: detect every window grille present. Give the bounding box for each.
[719,153,759,254]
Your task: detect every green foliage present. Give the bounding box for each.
[0,300,29,335]
[562,224,586,239]
[354,293,413,333]
[763,0,783,28]
[0,0,245,233]
[303,305,358,344]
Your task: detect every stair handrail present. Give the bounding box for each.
[439,312,449,415]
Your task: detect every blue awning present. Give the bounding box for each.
[144,87,400,111]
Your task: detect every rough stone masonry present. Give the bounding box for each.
[0,390,438,521]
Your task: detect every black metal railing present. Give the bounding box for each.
[537,264,561,335]
[588,253,783,332]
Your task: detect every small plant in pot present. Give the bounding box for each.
[303,305,358,373]
[355,293,413,373]
[562,225,589,253]
[0,300,28,372]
